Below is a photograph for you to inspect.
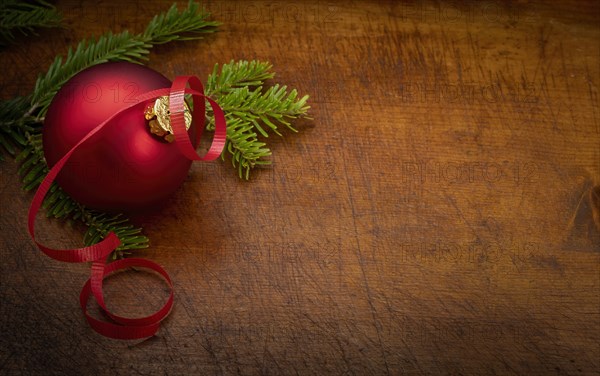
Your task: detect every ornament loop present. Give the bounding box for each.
[168,75,227,162]
[145,96,193,143]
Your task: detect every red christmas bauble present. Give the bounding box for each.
[43,62,197,212]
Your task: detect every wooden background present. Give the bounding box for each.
[1,0,599,374]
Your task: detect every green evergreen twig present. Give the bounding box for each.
[31,0,219,119]
[0,0,62,46]
[206,60,310,179]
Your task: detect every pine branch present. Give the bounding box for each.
[143,0,219,44]
[205,60,274,97]
[31,1,218,118]
[217,84,309,137]
[82,211,149,259]
[223,116,272,180]
[0,97,32,160]
[30,30,152,118]
[0,0,62,45]
[205,60,310,179]
[0,1,219,256]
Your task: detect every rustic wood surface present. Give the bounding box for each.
[1,1,599,374]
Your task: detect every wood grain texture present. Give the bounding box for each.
[1,0,599,374]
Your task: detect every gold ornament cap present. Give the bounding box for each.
[145,96,192,142]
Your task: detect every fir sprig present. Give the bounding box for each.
[206,60,274,96]
[217,84,309,137]
[206,60,310,179]
[30,30,153,118]
[31,1,219,119]
[0,0,62,45]
[143,1,219,43]
[0,97,32,160]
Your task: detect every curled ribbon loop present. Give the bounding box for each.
[28,76,226,339]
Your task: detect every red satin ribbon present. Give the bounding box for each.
[28,76,226,339]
